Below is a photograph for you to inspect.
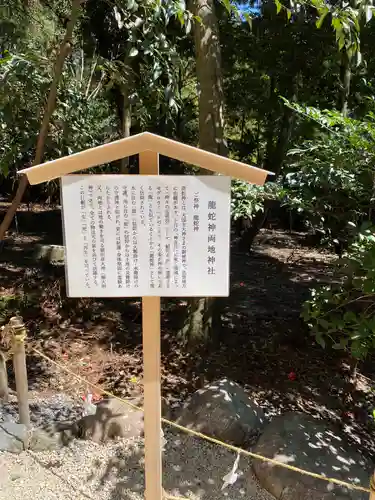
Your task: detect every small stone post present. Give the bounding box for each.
[10,316,30,427]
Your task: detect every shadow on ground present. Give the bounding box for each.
[1,207,375,461]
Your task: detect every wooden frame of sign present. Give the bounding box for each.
[21,132,272,500]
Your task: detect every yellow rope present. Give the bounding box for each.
[13,332,27,344]
[30,345,372,495]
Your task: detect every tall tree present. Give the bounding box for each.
[0,0,83,241]
[179,0,227,345]
[193,0,227,157]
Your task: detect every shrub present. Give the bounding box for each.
[302,225,375,359]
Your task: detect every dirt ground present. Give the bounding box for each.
[1,205,374,461]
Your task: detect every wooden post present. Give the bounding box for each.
[10,317,30,427]
[370,471,375,500]
[0,352,9,402]
[139,151,163,500]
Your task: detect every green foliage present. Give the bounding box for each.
[0,0,200,185]
[302,226,375,359]
[0,51,51,176]
[279,0,375,62]
[0,0,61,53]
[2,0,375,348]
[231,180,284,221]
[84,0,195,118]
[0,292,35,322]
[54,56,118,157]
[282,103,375,247]
[0,294,18,322]
[0,50,117,178]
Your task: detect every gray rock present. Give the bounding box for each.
[0,422,28,453]
[28,427,65,452]
[176,378,266,446]
[33,244,65,266]
[77,397,144,443]
[0,422,77,454]
[252,412,371,500]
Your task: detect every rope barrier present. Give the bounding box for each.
[30,345,372,495]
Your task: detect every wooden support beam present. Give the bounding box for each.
[20,132,272,186]
[139,151,163,500]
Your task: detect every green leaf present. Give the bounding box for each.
[275,0,282,15]
[113,6,124,29]
[317,318,330,329]
[316,11,328,29]
[332,343,342,350]
[177,9,184,26]
[153,67,162,80]
[129,47,139,57]
[332,17,342,33]
[287,9,292,20]
[222,0,231,13]
[365,5,373,23]
[338,35,345,51]
[344,311,357,323]
[315,333,326,349]
[244,13,252,29]
[357,51,362,67]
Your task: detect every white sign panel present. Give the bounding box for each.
[61,175,231,297]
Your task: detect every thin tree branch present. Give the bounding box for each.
[0,0,83,242]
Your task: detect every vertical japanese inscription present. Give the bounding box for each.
[114,185,122,289]
[97,185,106,289]
[131,186,139,288]
[148,185,155,288]
[156,186,163,289]
[172,186,179,287]
[164,185,171,288]
[181,186,187,288]
[193,191,200,232]
[63,175,230,297]
[88,184,99,287]
[207,200,217,275]
[140,185,146,228]
[79,185,90,289]
[123,185,131,288]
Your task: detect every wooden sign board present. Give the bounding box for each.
[20,134,272,500]
[61,175,231,298]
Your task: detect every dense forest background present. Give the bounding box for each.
[1,0,375,366]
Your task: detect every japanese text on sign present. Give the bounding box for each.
[61,175,231,297]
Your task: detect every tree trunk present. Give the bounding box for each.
[339,50,351,117]
[0,0,83,242]
[239,73,299,251]
[238,206,269,252]
[193,0,227,157]
[119,90,132,173]
[262,75,277,170]
[179,0,226,347]
[238,76,275,251]
[271,76,299,175]
[179,297,217,345]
